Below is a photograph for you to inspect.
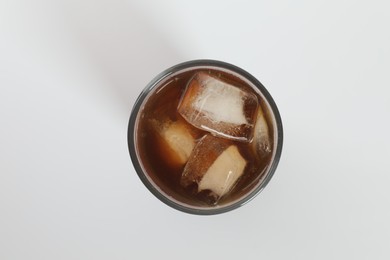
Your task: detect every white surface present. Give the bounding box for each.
[1,0,389,259]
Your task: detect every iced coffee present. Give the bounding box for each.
[129,61,282,214]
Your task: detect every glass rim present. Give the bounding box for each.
[127,59,283,215]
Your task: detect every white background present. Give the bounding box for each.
[1,0,389,259]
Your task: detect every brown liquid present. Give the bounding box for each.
[136,68,275,207]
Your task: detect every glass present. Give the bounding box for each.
[127,60,283,215]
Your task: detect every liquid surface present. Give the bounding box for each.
[136,68,275,207]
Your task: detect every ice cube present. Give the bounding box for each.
[178,72,258,142]
[181,135,247,201]
[150,119,195,166]
[198,145,247,198]
[252,106,272,157]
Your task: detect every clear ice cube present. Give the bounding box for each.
[180,135,247,202]
[150,119,195,166]
[178,72,258,142]
[252,106,271,158]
